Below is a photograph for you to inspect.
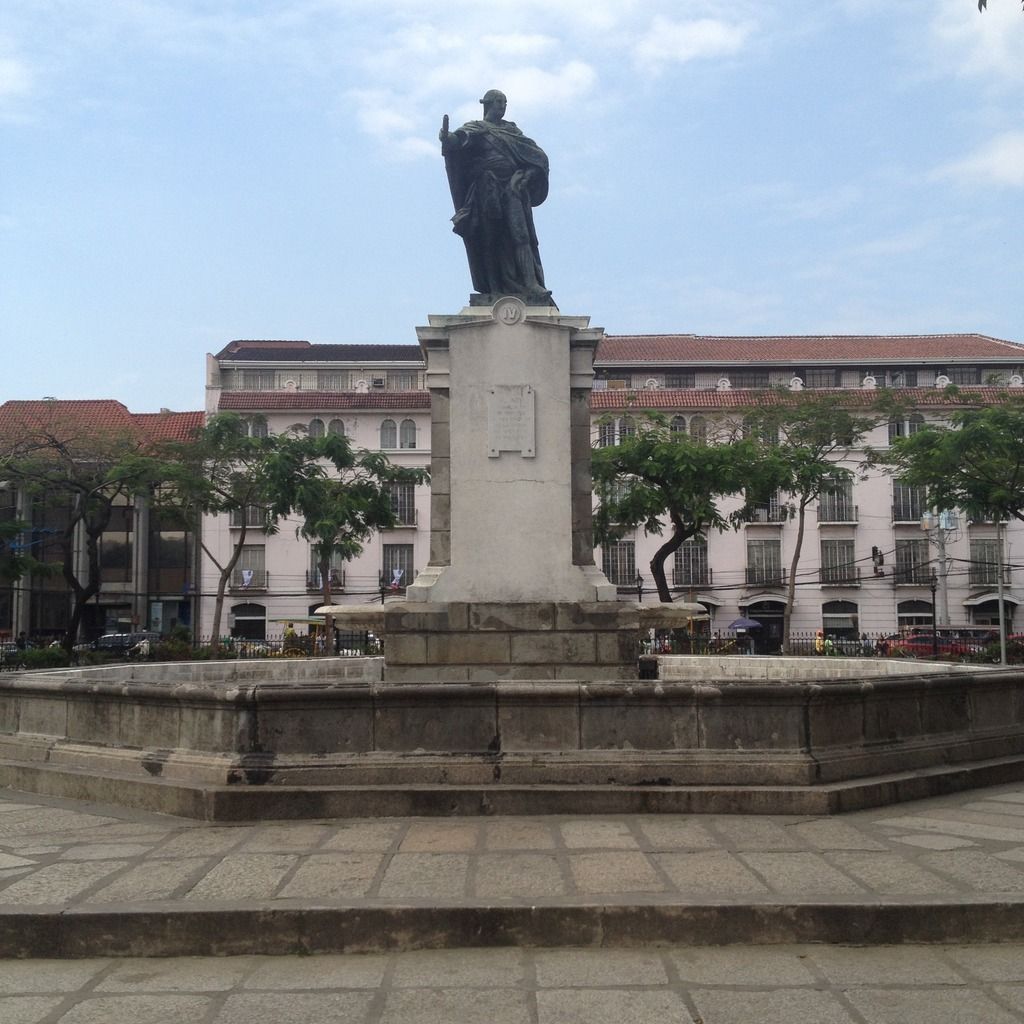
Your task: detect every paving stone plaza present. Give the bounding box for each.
[4,782,1024,1021]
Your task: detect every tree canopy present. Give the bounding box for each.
[592,414,787,603]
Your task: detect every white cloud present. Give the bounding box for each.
[632,16,754,73]
[0,53,32,104]
[935,130,1024,188]
[929,0,1024,85]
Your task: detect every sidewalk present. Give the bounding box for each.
[3,781,1024,957]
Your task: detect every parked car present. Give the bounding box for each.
[889,634,980,660]
[88,632,161,655]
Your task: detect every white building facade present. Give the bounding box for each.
[200,333,1024,650]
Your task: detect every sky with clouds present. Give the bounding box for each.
[1,0,1021,411]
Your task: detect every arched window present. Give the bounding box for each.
[327,418,345,436]
[897,599,933,629]
[822,600,859,640]
[308,418,325,438]
[689,415,707,443]
[670,416,687,436]
[619,416,636,441]
[380,419,397,449]
[248,417,268,438]
[399,419,417,449]
[230,602,266,640]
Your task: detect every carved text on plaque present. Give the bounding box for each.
[487,385,535,458]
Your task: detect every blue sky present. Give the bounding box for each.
[2,0,1022,412]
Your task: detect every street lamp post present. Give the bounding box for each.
[929,572,939,659]
[635,573,644,603]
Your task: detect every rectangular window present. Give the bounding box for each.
[889,369,918,388]
[317,372,346,390]
[803,368,839,389]
[602,540,636,587]
[387,371,417,390]
[664,372,695,389]
[969,538,1005,586]
[307,548,346,590]
[241,370,276,390]
[233,545,267,589]
[894,539,931,585]
[820,539,858,585]
[673,537,709,587]
[749,491,784,523]
[389,483,417,526]
[892,481,927,522]
[100,503,133,583]
[229,505,268,529]
[746,539,783,585]
[947,366,980,385]
[819,479,856,522]
[729,371,770,389]
[383,544,414,589]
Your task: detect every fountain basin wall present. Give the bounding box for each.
[1,658,1022,799]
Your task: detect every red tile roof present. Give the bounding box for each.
[218,391,431,411]
[595,334,1024,365]
[590,386,1021,412]
[0,401,204,450]
[216,340,423,362]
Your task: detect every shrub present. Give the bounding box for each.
[20,647,71,670]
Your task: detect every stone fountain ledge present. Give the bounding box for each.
[1,653,1023,820]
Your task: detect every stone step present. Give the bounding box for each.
[4,898,1024,958]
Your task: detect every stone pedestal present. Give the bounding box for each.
[406,298,615,605]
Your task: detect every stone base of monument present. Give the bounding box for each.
[2,658,1024,820]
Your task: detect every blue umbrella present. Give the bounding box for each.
[728,617,762,630]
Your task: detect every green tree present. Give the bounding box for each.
[260,432,427,646]
[883,396,1024,523]
[161,413,287,651]
[0,410,166,650]
[592,414,787,603]
[749,394,878,653]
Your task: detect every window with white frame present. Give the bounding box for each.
[689,415,707,443]
[233,545,266,589]
[388,371,417,390]
[602,540,636,587]
[802,368,839,388]
[307,548,346,589]
[380,419,397,449]
[665,372,695,389]
[893,538,931,584]
[389,482,416,525]
[670,415,687,435]
[308,418,325,438]
[746,538,783,585]
[892,481,927,522]
[317,372,346,390]
[819,478,856,522]
[969,538,1006,586]
[399,419,416,449]
[946,366,980,385]
[820,539,858,584]
[327,418,344,436]
[247,417,268,438]
[382,543,414,589]
[888,413,925,443]
[673,536,709,587]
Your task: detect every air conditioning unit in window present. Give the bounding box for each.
[371,377,386,388]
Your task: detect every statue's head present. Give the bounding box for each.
[479,89,507,120]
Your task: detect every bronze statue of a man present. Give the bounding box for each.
[440,90,554,306]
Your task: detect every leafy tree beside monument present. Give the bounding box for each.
[592,415,787,603]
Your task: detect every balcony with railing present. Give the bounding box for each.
[673,567,713,588]
[820,565,862,586]
[892,565,933,586]
[306,569,345,592]
[892,501,925,524]
[229,507,270,529]
[230,568,269,591]
[817,502,858,524]
[385,509,418,528]
[745,566,787,587]
[968,563,1011,587]
[746,505,787,525]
